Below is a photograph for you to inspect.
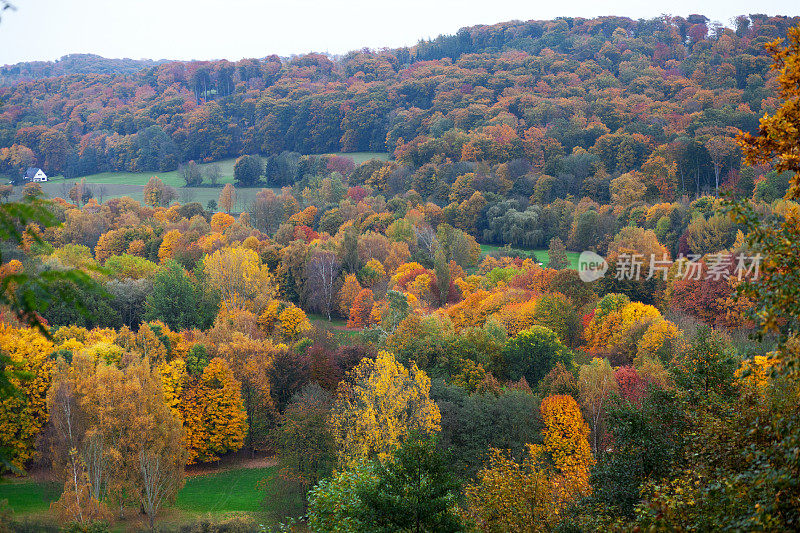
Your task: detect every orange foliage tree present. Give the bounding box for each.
[540,394,594,502]
[181,357,248,464]
[347,288,375,328]
[338,273,362,319]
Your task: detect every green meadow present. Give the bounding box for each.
[20,152,388,211]
[0,465,299,530]
[479,244,581,270]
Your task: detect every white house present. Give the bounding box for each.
[24,167,48,182]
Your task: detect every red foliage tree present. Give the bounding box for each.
[614,365,646,404]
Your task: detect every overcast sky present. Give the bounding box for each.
[1,0,799,65]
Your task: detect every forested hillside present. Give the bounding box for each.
[0,53,164,86]
[1,14,797,191]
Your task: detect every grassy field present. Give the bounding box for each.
[175,466,278,514]
[50,158,239,189]
[0,465,294,529]
[0,477,61,515]
[480,244,581,270]
[17,151,388,211]
[309,313,363,341]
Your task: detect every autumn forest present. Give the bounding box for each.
[2,11,800,533]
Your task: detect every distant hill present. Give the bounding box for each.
[0,53,166,86]
[1,13,799,197]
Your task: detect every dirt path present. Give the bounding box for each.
[185,454,277,477]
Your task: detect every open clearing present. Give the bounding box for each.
[0,464,298,529]
[479,244,581,270]
[14,151,388,210]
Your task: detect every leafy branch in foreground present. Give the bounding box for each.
[0,194,100,336]
[0,194,103,473]
[725,25,800,345]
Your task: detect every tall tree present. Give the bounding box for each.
[180,357,248,463]
[328,351,440,467]
[464,445,557,533]
[143,176,166,208]
[233,155,264,186]
[578,357,619,455]
[547,237,570,269]
[218,183,236,213]
[306,249,341,320]
[357,432,462,533]
[540,393,594,502]
[705,135,740,196]
[433,247,450,307]
[201,247,276,313]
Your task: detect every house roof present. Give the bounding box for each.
[24,167,42,179]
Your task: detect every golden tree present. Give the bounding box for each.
[276,305,312,341]
[338,273,362,318]
[210,211,235,232]
[181,357,247,463]
[218,183,236,213]
[157,229,183,263]
[0,325,55,471]
[143,176,166,208]
[540,394,594,502]
[328,351,440,467]
[463,445,557,533]
[202,247,277,313]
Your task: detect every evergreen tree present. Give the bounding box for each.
[358,432,462,533]
[547,237,570,270]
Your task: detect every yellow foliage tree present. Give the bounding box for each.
[157,229,183,263]
[540,394,594,502]
[463,445,557,533]
[143,176,166,208]
[94,229,127,263]
[328,351,441,467]
[276,305,312,341]
[0,325,55,471]
[181,358,247,464]
[338,273,362,319]
[586,301,662,358]
[210,212,235,233]
[218,183,236,213]
[257,299,282,335]
[735,354,778,395]
[159,358,187,422]
[202,247,277,313]
[637,319,684,361]
[288,205,318,226]
[494,299,538,337]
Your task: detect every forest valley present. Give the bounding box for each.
[1,13,800,533]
